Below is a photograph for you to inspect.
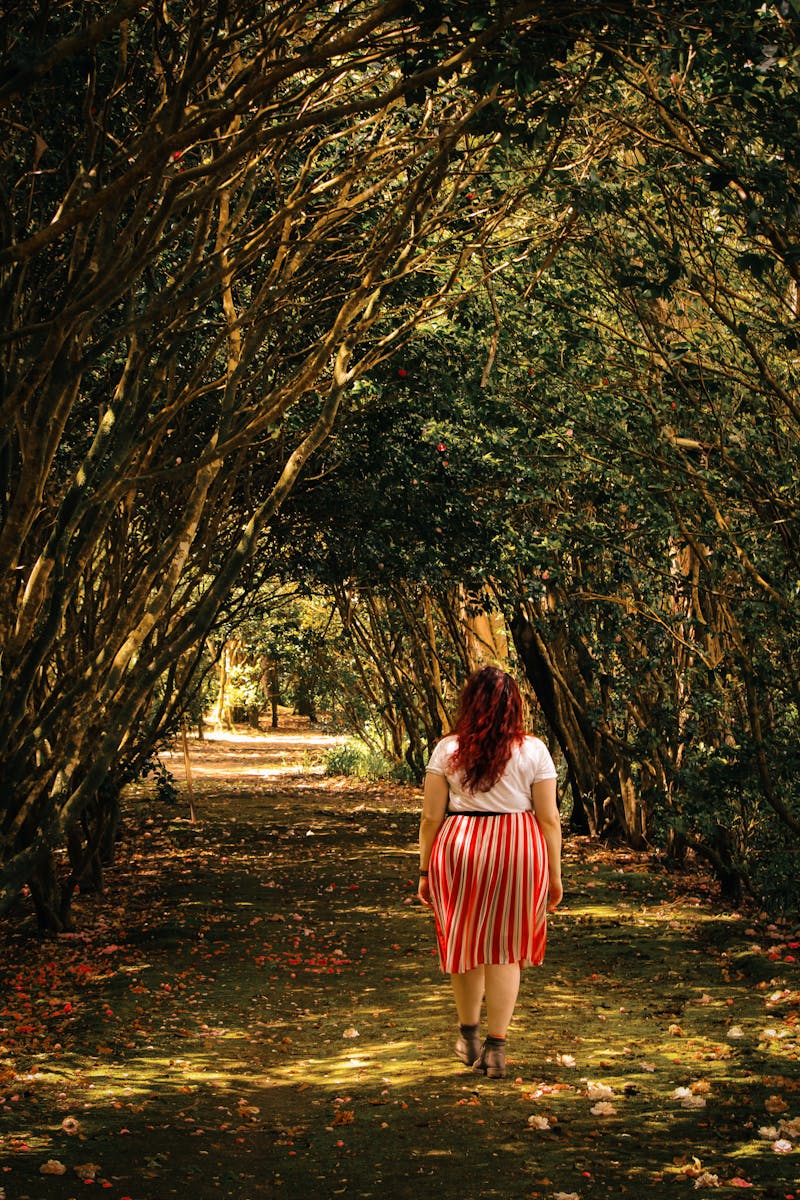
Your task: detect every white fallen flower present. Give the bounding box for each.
[553,1193,580,1200]
[39,1161,67,1176]
[586,1081,614,1100]
[727,1026,744,1039]
[672,1087,692,1100]
[61,1116,81,1134]
[528,1114,551,1130]
[772,1138,793,1154]
[758,1125,779,1139]
[679,1093,707,1109]
[590,1101,617,1116]
[236,1102,260,1118]
[74,1163,101,1181]
[780,1116,800,1138]
[342,1027,359,1039]
[693,1172,721,1188]
[557,1053,577,1068]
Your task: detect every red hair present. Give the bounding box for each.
[449,666,526,792]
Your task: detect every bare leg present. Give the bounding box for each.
[450,965,485,1025]
[484,962,520,1038]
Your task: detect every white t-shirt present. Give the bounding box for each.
[425,734,557,813]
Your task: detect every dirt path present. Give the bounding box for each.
[1,725,799,1199]
[159,716,344,787]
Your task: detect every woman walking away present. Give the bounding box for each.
[418,665,563,1079]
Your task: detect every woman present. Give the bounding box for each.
[418,665,563,1079]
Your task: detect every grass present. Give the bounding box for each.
[0,759,798,1200]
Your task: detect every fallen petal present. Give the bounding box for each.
[528,1114,551,1130]
[39,1161,67,1176]
[586,1082,614,1100]
[771,1138,792,1154]
[74,1163,101,1180]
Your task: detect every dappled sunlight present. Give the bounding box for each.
[159,726,346,785]
[2,737,798,1198]
[558,901,626,920]
[266,1038,449,1090]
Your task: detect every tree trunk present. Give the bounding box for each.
[28,852,70,933]
[511,607,648,844]
[269,663,280,729]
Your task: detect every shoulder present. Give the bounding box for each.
[426,734,458,774]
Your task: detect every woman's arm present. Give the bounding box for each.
[532,777,563,911]
[417,770,449,907]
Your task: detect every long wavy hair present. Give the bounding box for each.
[449,666,526,792]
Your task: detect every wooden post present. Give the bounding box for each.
[181,721,197,824]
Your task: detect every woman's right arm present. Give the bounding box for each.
[418,770,449,907]
[532,777,563,910]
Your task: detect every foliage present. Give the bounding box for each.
[2,0,585,926]
[270,0,800,907]
[4,0,800,925]
[137,754,180,808]
[323,738,414,782]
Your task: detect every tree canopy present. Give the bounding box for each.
[2,0,799,927]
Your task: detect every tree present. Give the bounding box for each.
[0,0,583,926]
[270,0,800,908]
[507,0,800,897]
[1,0,635,927]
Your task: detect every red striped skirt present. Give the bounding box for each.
[428,811,549,974]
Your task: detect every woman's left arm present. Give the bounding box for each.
[418,771,449,907]
[532,777,563,911]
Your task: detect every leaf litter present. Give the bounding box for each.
[0,724,798,1199]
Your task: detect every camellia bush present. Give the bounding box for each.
[275,0,800,910]
[0,0,630,927]
[3,0,798,927]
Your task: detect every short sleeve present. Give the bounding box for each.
[530,737,557,782]
[426,737,455,776]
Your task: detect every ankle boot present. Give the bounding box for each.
[473,1035,506,1079]
[455,1023,481,1066]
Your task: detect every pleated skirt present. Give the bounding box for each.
[429,811,549,974]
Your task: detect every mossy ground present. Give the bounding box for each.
[1,724,798,1199]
